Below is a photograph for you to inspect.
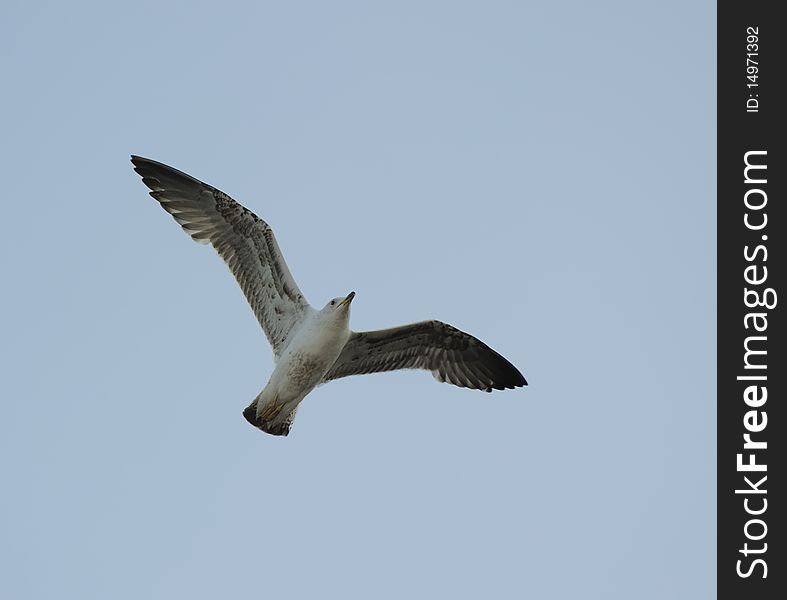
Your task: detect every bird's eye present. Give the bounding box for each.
[330,300,335,306]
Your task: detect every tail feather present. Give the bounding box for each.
[243,400,298,437]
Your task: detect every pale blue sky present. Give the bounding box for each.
[1,1,715,598]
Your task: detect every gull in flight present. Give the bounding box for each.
[131,156,527,436]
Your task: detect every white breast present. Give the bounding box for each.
[271,310,351,397]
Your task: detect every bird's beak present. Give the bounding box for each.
[338,291,356,308]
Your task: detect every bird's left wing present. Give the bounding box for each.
[323,320,527,391]
[131,156,311,356]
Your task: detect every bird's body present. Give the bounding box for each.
[246,298,352,435]
[131,155,527,436]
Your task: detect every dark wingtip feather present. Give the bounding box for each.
[130,155,214,192]
[130,155,156,172]
[477,341,527,392]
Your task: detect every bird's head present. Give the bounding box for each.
[322,291,355,318]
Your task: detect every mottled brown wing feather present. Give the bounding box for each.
[131,155,310,356]
[323,320,527,391]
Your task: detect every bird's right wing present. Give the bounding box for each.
[131,156,311,356]
[323,320,527,391]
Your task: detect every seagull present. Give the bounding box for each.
[131,156,527,436]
